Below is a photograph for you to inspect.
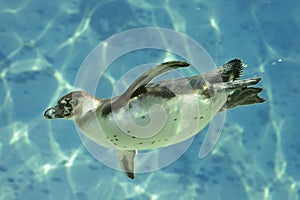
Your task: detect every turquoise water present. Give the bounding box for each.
[0,0,299,199]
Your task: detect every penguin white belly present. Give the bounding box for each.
[97,94,213,150]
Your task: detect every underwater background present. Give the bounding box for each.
[0,0,299,199]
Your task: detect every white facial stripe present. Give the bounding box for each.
[61,99,67,104]
[64,106,72,112]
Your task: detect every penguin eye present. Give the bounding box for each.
[70,99,77,106]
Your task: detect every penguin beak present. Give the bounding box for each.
[44,105,65,119]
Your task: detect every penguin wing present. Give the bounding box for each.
[116,150,136,179]
[101,61,189,116]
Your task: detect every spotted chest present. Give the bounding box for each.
[97,93,213,150]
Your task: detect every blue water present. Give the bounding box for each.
[0,0,299,199]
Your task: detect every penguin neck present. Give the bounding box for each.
[74,97,101,122]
